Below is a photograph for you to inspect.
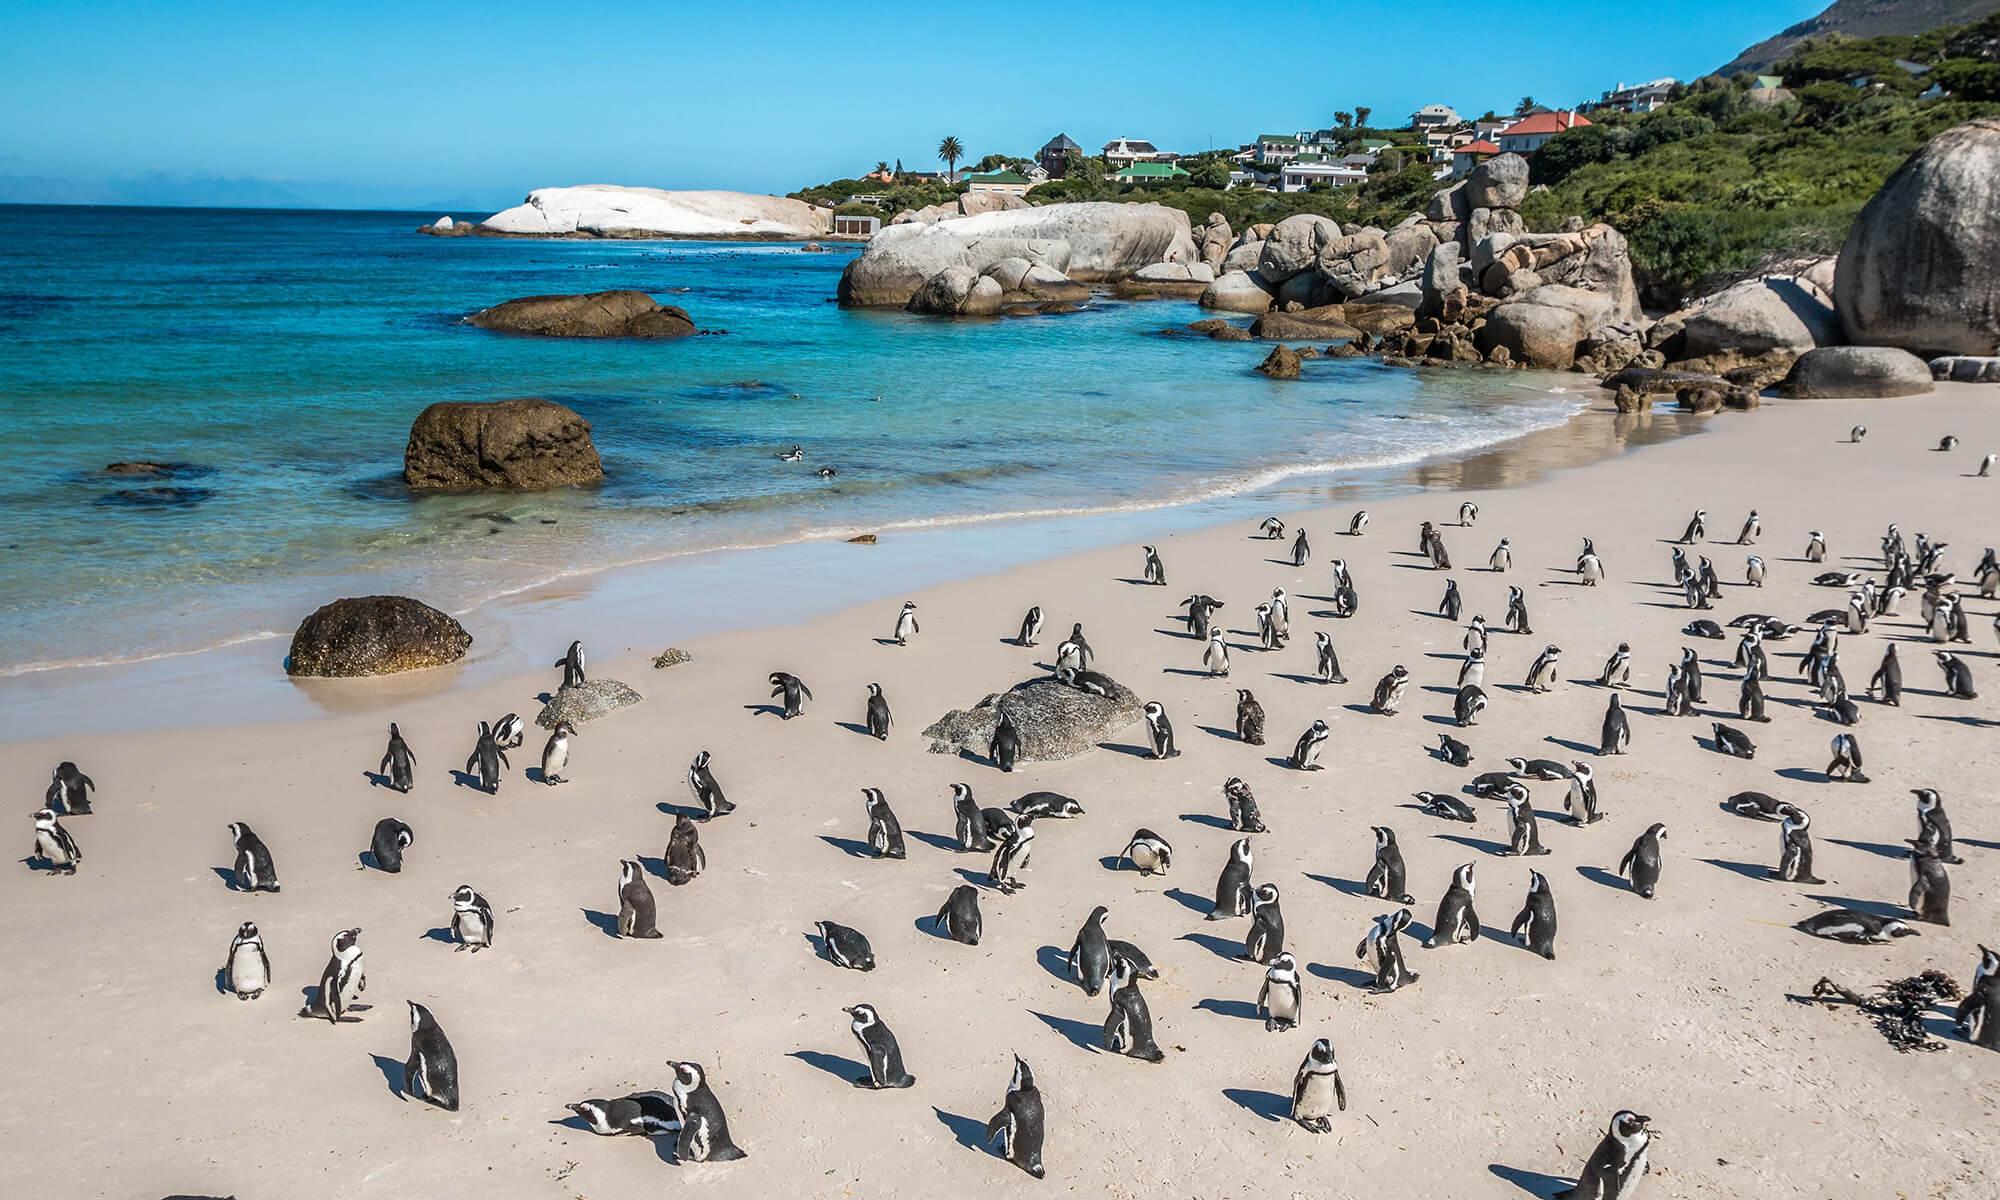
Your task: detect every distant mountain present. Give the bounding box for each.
[1719,0,2000,75]
[0,171,318,209]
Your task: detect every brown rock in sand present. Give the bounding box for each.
[404,399,604,490]
[287,595,471,677]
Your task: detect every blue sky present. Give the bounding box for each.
[0,1,1825,209]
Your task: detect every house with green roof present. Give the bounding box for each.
[962,168,1035,197]
[1254,133,1302,166]
[1112,161,1191,183]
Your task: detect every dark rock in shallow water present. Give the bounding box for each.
[104,460,209,478]
[1256,345,1303,378]
[923,675,1144,763]
[287,595,471,677]
[466,290,696,339]
[403,398,603,490]
[537,678,642,727]
[97,485,214,508]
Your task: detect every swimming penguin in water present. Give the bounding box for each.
[1564,764,1601,825]
[1070,905,1113,996]
[1936,650,1978,698]
[368,817,414,873]
[377,725,416,793]
[1798,908,1917,943]
[554,640,587,690]
[777,444,804,462]
[1290,527,1310,567]
[1511,869,1558,959]
[1289,719,1330,769]
[989,711,1021,772]
[1357,908,1420,992]
[227,822,280,893]
[1209,837,1254,920]
[1677,508,1706,545]
[1913,789,1962,863]
[1257,951,1303,1031]
[892,600,919,645]
[1709,722,1756,759]
[1366,825,1414,903]
[1909,834,1952,925]
[1827,732,1868,782]
[465,721,508,793]
[1619,823,1667,899]
[986,1056,1046,1178]
[1556,1110,1652,1200]
[1016,605,1043,647]
[1489,538,1512,572]
[1428,864,1480,948]
[1314,631,1346,683]
[844,1004,916,1089]
[816,920,875,971]
[1600,693,1631,755]
[617,859,663,938]
[1440,578,1463,621]
[1141,701,1179,758]
[30,808,80,874]
[1776,806,1822,884]
[1203,628,1231,677]
[1501,784,1550,857]
[403,1002,460,1111]
[1955,946,2000,1050]
[225,920,271,1000]
[1244,883,1285,963]
[948,783,991,852]
[934,884,982,944]
[769,671,813,719]
[1141,544,1166,585]
[1436,733,1473,767]
[670,1062,747,1162]
[1454,684,1488,727]
[864,683,893,740]
[687,749,733,819]
[860,787,906,859]
[300,927,365,1022]
[539,720,575,785]
[449,883,495,951]
[1102,952,1166,1062]
[1525,644,1562,693]
[1371,664,1410,714]
[1119,828,1173,876]
[818,466,837,479]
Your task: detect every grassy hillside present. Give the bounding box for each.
[1720,0,2000,75]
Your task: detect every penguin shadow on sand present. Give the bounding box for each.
[1303,959,1378,990]
[1222,1087,1293,1122]
[1302,871,1371,898]
[212,967,231,996]
[1029,1010,1101,1052]
[1542,734,1598,755]
[1177,811,1234,830]
[1193,723,1241,742]
[1192,996,1261,1022]
[905,829,962,853]
[1177,931,1246,961]
[210,866,241,888]
[580,909,623,938]
[448,769,489,792]
[1489,1162,1575,1197]
[1772,766,1838,784]
[834,721,878,739]
[932,1107,994,1153]
[955,866,1000,888]
[1269,671,1330,686]
[299,983,367,1021]
[1827,837,1912,860]
[421,925,457,945]
[1574,864,1630,894]
[740,702,789,718]
[1161,887,1215,915]
[1434,832,1511,857]
[786,1049,871,1086]
[654,800,705,822]
[1698,857,1774,882]
[1034,945,1074,984]
[1805,892,1908,919]
[818,834,879,859]
[369,1054,408,1101]
[361,769,395,789]
[1096,739,1157,760]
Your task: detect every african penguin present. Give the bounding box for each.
[666,812,706,885]
[618,859,663,938]
[1017,605,1043,647]
[1955,946,2000,1050]
[367,817,414,873]
[686,749,733,819]
[1600,693,1631,755]
[892,600,920,645]
[1427,863,1480,947]
[379,726,416,793]
[225,920,270,1000]
[449,884,495,951]
[1203,628,1231,678]
[299,927,365,1022]
[1618,824,1667,899]
[539,720,575,785]
[1244,883,1285,963]
[1209,837,1254,920]
[1913,789,1962,863]
[1142,545,1166,586]
[1501,784,1549,857]
[1564,764,1601,825]
[404,1002,460,1111]
[865,683,893,740]
[1366,826,1414,903]
[845,1004,916,1089]
[1511,869,1558,959]
[1290,1038,1347,1132]
[1070,905,1112,996]
[769,672,813,719]
[935,884,983,945]
[1257,951,1303,1031]
[1776,806,1822,884]
[1120,828,1173,876]
[1440,577,1463,621]
[1102,953,1166,1062]
[1556,1110,1652,1200]
[493,712,525,749]
[950,783,991,851]
[465,721,508,793]
[1797,908,1917,943]
[1525,644,1562,693]
[1142,701,1179,758]
[816,920,875,971]
[227,822,279,892]
[30,808,80,874]
[1315,631,1346,683]
[989,711,1021,772]
[988,819,1035,893]
[1290,719,1330,769]
[670,1062,747,1161]
[860,787,906,859]
[1357,908,1420,992]
[985,1056,1046,1178]
[1347,509,1369,536]
[554,639,587,690]
[1371,665,1410,714]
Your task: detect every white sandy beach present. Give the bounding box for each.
[2,386,1996,1199]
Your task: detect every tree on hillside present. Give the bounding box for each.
[1192,158,1230,189]
[1355,105,1372,128]
[937,136,964,179]
[894,158,904,176]
[1515,95,1537,114]
[874,160,889,176]
[1334,111,1353,128]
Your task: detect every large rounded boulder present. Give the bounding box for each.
[287,596,471,677]
[1258,214,1343,283]
[1478,301,1584,369]
[1651,276,1838,374]
[467,291,696,338]
[1781,346,1935,398]
[923,675,1143,764]
[1836,118,2000,356]
[1465,153,1529,210]
[404,398,604,490]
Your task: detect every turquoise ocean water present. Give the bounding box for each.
[0,204,1585,675]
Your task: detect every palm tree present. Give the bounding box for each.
[1334,111,1353,129]
[1354,105,1372,128]
[1515,95,1537,115]
[937,136,964,181]
[874,160,890,177]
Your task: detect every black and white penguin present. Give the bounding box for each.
[227,822,280,893]
[1348,509,1370,537]
[1736,508,1761,545]
[859,787,906,859]
[30,808,80,874]
[1556,1110,1652,1200]
[1460,501,1479,526]
[670,1062,747,1162]
[1441,578,1463,621]
[566,1094,679,1137]
[777,443,804,462]
[1745,554,1766,587]
[1102,952,1165,1062]
[553,640,587,690]
[1371,664,1411,714]
[1489,537,1513,573]
[1982,452,1998,477]
[1600,642,1632,689]
[1936,650,1978,698]
[1501,784,1550,857]
[1120,828,1173,876]
[1909,834,1951,925]
[493,712,525,749]
[666,812,706,885]
[844,1004,916,1089]
[1070,905,1112,996]
[1464,614,1490,657]
[1421,520,1452,570]
[1955,946,2000,1050]
[1427,863,1480,948]
[1677,508,1706,544]
[465,721,508,793]
[368,817,414,873]
[1142,545,1166,586]
[1565,764,1601,825]
[1456,683,1490,727]
[1508,757,1573,781]
[1504,586,1533,634]
[864,683,893,740]
[1740,671,1768,723]
[1678,647,1706,706]
[1470,771,1517,799]
[989,711,1021,772]
[1017,605,1044,647]
[1209,836,1254,920]
[1290,719,1330,769]
[1710,722,1756,760]
[1684,619,1725,640]
[1010,791,1083,820]
[1234,689,1266,744]
[539,720,576,785]
[935,884,983,945]
[1600,692,1632,755]
[405,1001,461,1111]
[1525,644,1562,693]
[449,883,495,951]
[1913,789,1962,863]
[893,600,920,645]
[1203,627,1231,678]
[1798,908,1918,942]
[1415,790,1479,822]
[617,859,663,938]
[1776,806,1822,884]
[949,783,992,852]
[379,725,416,793]
[299,927,365,1022]
[1109,938,1158,981]
[1290,527,1310,568]
[1357,908,1420,992]
[1315,631,1347,684]
[1436,733,1474,767]
[1367,825,1414,903]
[1244,883,1285,963]
[1805,530,1826,562]
[1827,732,1868,782]
[1142,701,1179,759]
[684,750,733,820]
[1578,538,1604,586]
[1257,951,1303,1031]
[1221,776,1267,832]
[769,671,813,719]
[225,920,270,1000]
[1939,434,1960,451]
[986,1055,1046,1178]
[1727,790,1788,819]
[1260,516,1286,540]
[1458,647,1486,689]
[816,920,875,971]
[1511,869,1558,959]
[1618,823,1667,899]
[1183,594,1224,639]
[1290,1038,1347,1132]
[41,761,95,816]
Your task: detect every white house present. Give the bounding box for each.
[1102,138,1166,170]
[1280,160,1367,192]
[1598,78,1676,113]
[1496,110,1592,155]
[1410,103,1462,131]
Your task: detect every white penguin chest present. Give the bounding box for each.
[231,947,267,991]
[1297,1070,1338,1117]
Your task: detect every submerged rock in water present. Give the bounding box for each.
[104,460,208,478]
[537,678,643,727]
[923,674,1144,763]
[287,595,472,677]
[97,485,214,508]
[467,290,696,339]
[403,398,603,490]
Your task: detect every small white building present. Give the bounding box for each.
[1410,103,1462,131]
[1599,78,1677,113]
[1497,110,1592,155]
[1102,138,1166,170]
[1280,160,1367,192]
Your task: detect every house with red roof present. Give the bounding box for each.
[1496,110,1591,155]
[1450,139,1502,178]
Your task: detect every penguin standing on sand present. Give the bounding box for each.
[950,783,991,851]
[1183,594,1223,639]
[1600,693,1631,754]
[1210,837,1254,920]
[845,1005,916,1088]
[368,817,414,873]
[1914,789,1962,863]
[1257,951,1303,1031]
[1372,665,1411,714]
[380,725,416,793]
[1556,1110,1652,1200]
[1358,908,1419,991]
[1234,689,1266,745]
[30,808,80,874]
[1142,545,1166,586]
[1290,1038,1347,1132]
[1504,586,1532,634]
[493,713,525,749]
[1455,685,1488,727]
[1314,632,1346,684]
[1119,828,1172,876]
[617,859,663,937]
[1245,883,1285,963]
[1565,764,1601,825]
[466,721,507,793]
[1746,555,1766,587]
[1348,510,1370,536]
[228,822,280,892]
[1955,946,2000,1051]
[1460,501,1479,526]
[816,920,875,971]
[1737,509,1761,545]
[404,1002,460,1111]
[1677,509,1707,544]
[1827,732,1868,782]
[1366,826,1414,903]
[1421,521,1452,569]
[986,1056,1046,1178]
[1070,906,1112,996]
[1740,671,1768,723]
[1937,651,1979,698]
[1512,869,1558,959]
[1427,863,1480,947]
[1203,628,1231,677]
[555,640,587,689]
[989,711,1021,772]
[1982,453,1998,477]
[46,762,95,815]
[1441,578,1463,620]
[1490,538,1513,572]
[893,601,920,645]
[671,1062,747,1162]
[769,672,813,719]
[1140,701,1179,758]
[1464,614,1490,657]
[1806,531,1826,562]
[301,928,365,1022]
[686,750,733,819]
[1600,642,1632,688]
[1525,644,1562,693]
[1260,516,1286,540]
[861,788,907,859]
[935,884,983,945]
[1016,606,1043,647]
[449,883,495,951]
[865,683,893,740]
[1458,647,1486,689]
[1290,719,1330,769]
[1909,834,1952,925]
[1290,527,1311,568]
[1577,543,1605,586]
[1102,953,1166,1062]
[1776,806,1823,884]
[1619,824,1667,898]
[225,921,270,1000]
[988,820,1034,893]
[1502,784,1550,857]
[539,721,576,785]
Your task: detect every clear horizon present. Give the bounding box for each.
[0,1,1824,211]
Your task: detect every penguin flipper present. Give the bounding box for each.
[1333,1071,1347,1112]
[984,1111,1006,1144]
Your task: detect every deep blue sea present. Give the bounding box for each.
[0,204,1585,674]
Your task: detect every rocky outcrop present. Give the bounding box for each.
[1465,154,1530,210]
[1478,302,1584,370]
[1781,346,1936,398]
[467,291,696,339]
[1251,307,1360,341]
[479,186,830,239]
[1200,269,1276,314]
[404,399,604,490]
[1316,232,1392,300]
[1932,354,2000,382]
[923,675,1143,763]
[1197,212,1233,270]
[1647,276,1837,377]
[287,596,471,677]
[1256,345,1304,378]
[907,266,1004,316]
[1383,222,1439,278]
[537,678,643,727]
[1420,241,1467,321]
[1259,215,1344,282]
[1836,117,2000,356]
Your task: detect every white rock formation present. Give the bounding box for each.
[480,186,831,239]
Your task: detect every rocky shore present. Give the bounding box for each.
[471,185,831,240]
